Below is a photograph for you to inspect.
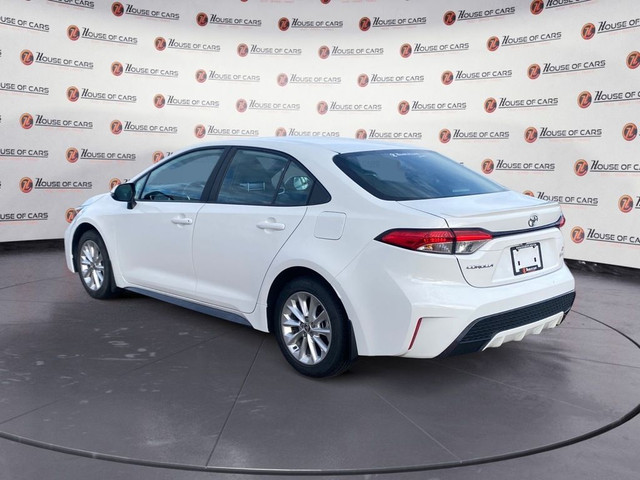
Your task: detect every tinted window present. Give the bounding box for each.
[334,150,505,200]
[216,150,289,205]
[139,149,223,202]
[274,162,315,206]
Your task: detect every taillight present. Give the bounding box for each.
[377,228,492,254]
[556,215,566,228]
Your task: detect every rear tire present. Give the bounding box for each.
[274,277,353,378]
[76,230,118,300]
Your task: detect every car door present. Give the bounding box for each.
[192,148,314,313]
[116,148,225,297]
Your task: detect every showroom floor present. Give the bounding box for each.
[0,242,638,480]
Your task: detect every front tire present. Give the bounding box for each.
[274,277,353,378]
[76,230,117,300]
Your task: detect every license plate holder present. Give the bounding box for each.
[511,242,543,276]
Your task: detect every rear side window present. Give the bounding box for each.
[333,150,505,200]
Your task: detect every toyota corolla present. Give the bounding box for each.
[65,137,575,377]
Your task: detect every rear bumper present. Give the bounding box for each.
[437,291,575,357]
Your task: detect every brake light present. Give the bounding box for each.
[556,215,566,228]
[378,228,492,254]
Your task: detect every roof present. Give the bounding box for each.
[184,136,418,155]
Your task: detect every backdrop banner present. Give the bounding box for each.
[0,0,638,268]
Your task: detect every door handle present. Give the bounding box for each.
[171,216,193,225]
[257,220,285,231]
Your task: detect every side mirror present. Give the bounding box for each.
[112,183,136,210]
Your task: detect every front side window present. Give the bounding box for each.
[334,150,505,201]
[139,149,223,202]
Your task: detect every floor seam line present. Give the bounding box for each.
[373,390,463,462]
[205,335,265,467]
[0,399,63,427]
[430,360,603,415]
[0,275,72,292]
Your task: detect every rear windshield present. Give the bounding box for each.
[333,149,505,201]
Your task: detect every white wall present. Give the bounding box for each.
[0,0,638,268]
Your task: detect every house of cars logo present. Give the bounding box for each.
[524,127,538,143]
[623,123,638,141]
[111,2,124,16]
[398,101,410,115]
[484,98,497,113]
[20,113,33,129]
[109,178,121,189]
[571,227,585,243]
[451,69,512,82]
[536,191,598,205]
[65,26,137,44]
[275,127,287,137]
[23,51,93,69]
[578,91,592,108]
[318,46,330,59]
[443,11,456,25]
[236,99,248,113]
[278,17,290,31]
[197,14,261,27]
[487,36,500,51]
[196,12,208,26]
[628,51,640,69]
[481,159,494,174]
[237,44,249,57]
[528,64,541,79]
[110,120,122,135]
[111,62,123,76]
[441,71,454,85]
[439,129,451,143]
[153,94,165,108]
[152,151,165,163]
[155,37,166,51]
[530,0,544,14]
[0,82,49,96]
[400,43,412,58]
[20,49,34,66]
[67,25,80,41]
[195,69,207,83]
[65,208,77,224]
[66,147,79,163]
[523,190,535,197]
[582,23,596,40]
[194,125,206,138]
[364,16,426,28]
[357,74,369,87]
[355,129,367,139]
[574,159,589,176]
[19,177,33,193]
[277,73,289,86]
[0,16,49,32]
[618,195,634,213]
[317,101,329,115]
[66,86,79,102]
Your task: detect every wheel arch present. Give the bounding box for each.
[70,222,102,272]
[266,266,358,359]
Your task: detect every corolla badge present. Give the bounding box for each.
[528,214,539,227]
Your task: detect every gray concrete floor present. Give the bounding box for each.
[0,242,638,480]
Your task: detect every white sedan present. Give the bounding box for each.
[65,137,575,377]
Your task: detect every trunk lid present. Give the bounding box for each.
[399,191,565,287]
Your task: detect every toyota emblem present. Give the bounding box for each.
[528,215,539,227]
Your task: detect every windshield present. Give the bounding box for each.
[334,149,505,201]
